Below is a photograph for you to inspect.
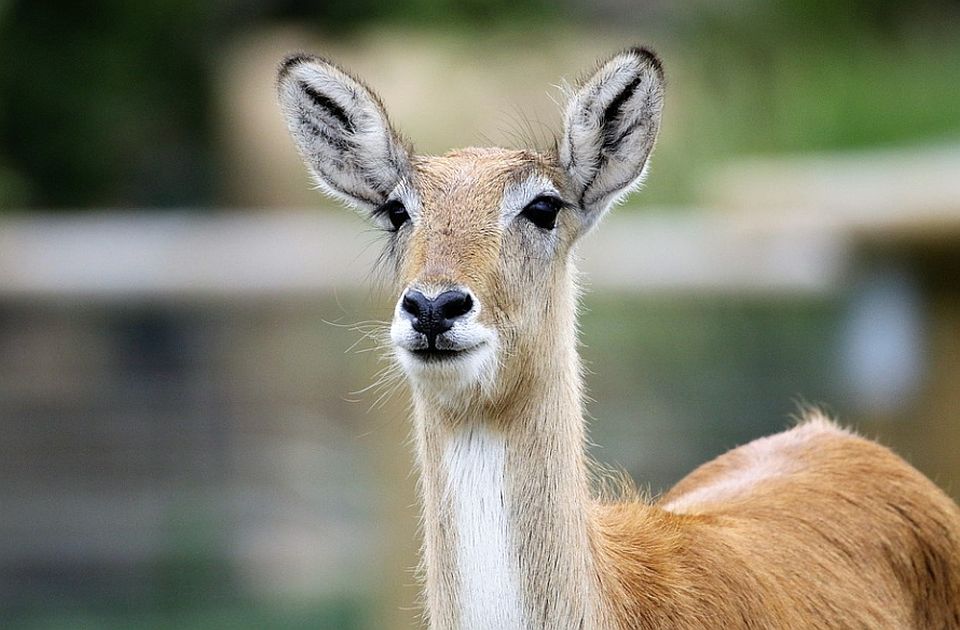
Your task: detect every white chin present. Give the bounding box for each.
[396,343,497,397]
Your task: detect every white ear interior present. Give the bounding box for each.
[559,47,665,225]
[277,54,411,210]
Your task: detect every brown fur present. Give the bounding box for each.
[597,415,960,628]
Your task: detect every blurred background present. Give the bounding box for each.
[2,0,959,628]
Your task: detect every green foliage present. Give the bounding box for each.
[637,0,960,205]
[259,0,560,30]
[1,0,958,209]
[0,0,217,208]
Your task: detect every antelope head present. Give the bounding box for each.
[278,49,664,406]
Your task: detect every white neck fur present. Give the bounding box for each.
[443,424,525,629]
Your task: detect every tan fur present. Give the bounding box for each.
[278,51,960,629]
[597,415,960,628]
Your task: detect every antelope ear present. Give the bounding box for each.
[277,54,412,211]
[559,47,664,227]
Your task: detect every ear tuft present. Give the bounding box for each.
[277,52,316,82]
[277,54,411,211]
[559,47,665,226]
[624,46,664,77]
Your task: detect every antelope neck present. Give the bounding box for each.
[413,320,602,629]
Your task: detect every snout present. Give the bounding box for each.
[390,285,496,369]
[401,290,474,348]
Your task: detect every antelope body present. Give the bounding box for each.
[278,48,960,629]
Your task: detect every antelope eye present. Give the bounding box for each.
[520,195,563,230]
[378,199,410,231]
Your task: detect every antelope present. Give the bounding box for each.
[277,48,960,629]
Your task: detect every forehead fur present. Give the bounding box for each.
[411,148,565,208]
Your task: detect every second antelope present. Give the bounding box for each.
[278,47,960,629]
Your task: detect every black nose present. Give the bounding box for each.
[401,290,474,346]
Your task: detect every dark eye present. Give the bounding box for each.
[378,199,410,231]
[520,195,563,230]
